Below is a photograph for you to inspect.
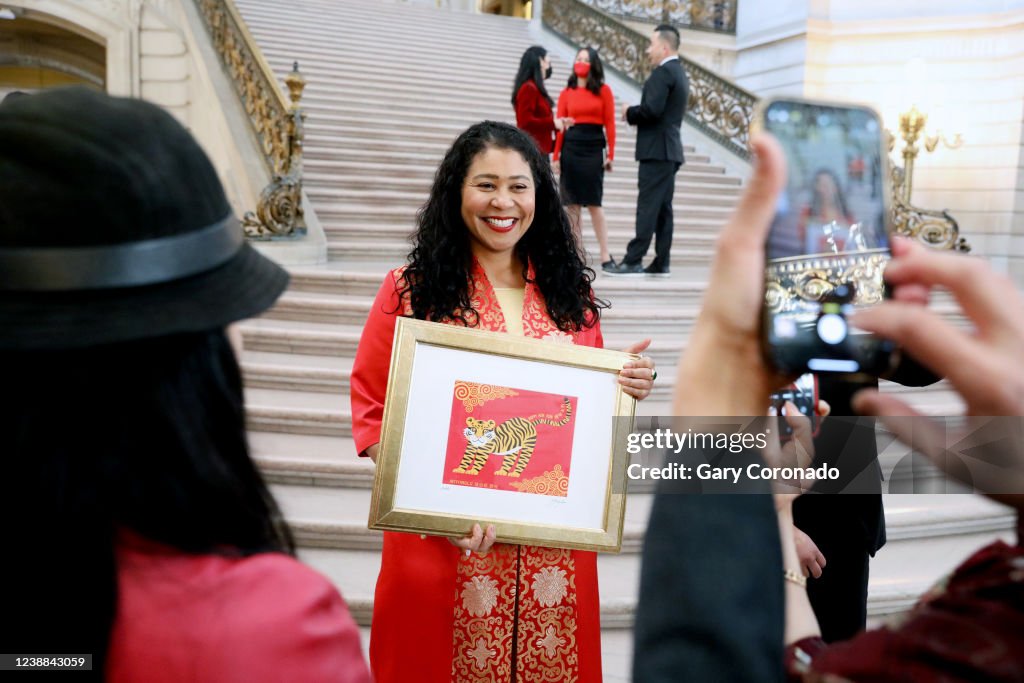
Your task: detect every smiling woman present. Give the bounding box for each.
[349,121,656,682]
[460,147,536,273]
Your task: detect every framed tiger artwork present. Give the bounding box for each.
[368,318,637,552]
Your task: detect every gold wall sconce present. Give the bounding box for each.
[885,103,969,252]
[891,103,963,203]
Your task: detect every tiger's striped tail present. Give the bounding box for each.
[527,397,572,427]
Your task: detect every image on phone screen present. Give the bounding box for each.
[761,99,895,375]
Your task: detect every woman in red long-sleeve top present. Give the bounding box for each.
[512,45,569,155]
[553,47,616,269]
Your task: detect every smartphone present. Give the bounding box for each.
[769,373,821,440]
[752,97,897,376]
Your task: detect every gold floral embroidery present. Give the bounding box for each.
[517,547,579,680]
[467,637,496,670]
[452,549,516,681]
[394,262,589,345]
[509,464,570,497]
[461,575,499,617]
[543,330,575,343]
[453,380,520,414]
[531,566,569,607]
[536,625,567,658]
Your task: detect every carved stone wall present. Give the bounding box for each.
[139,2,189,123]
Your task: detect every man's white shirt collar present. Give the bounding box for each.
[659,55,679,66]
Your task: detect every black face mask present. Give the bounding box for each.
[544,66,553,80]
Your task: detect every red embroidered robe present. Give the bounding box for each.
[350,262,604,683]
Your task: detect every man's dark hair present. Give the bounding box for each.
[655,24,680,51]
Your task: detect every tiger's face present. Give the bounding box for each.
[464,418,497,448]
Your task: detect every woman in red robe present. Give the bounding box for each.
[512,46,571,156]
[351,121,656,682]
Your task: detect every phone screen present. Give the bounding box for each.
[761,99,895,375]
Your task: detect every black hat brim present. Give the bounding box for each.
[0,242,288,350]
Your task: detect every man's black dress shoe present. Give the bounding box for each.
[644,265,671,278]
[604,261,645,276]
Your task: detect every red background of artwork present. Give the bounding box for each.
[442,382,578,495]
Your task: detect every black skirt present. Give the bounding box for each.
[560,124,606,207]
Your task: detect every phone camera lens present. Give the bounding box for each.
[817,313,848,345]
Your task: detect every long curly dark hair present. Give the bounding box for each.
[567,46,605,97]
[401,121,606,332]
[511,45,552,107]
[5,331,293,675]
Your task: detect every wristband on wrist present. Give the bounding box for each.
[784,569,807,588]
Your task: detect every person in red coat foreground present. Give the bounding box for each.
[351,121,656,682]
[633,133,1024,682]
[513,45,572,155]
[553,46,617,270]
[0,87,369,682]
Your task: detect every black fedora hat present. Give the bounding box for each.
[0,86,289,350]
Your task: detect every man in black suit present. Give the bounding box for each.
[606,24,689,277]
[793,363,938,643]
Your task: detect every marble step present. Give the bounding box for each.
[246,7,533,46]
[242,350,353,394]
[241,317,364,356]
[252,432,374,488]
[246,387,351,437]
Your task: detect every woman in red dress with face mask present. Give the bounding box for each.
[553,47,617,270]
[512,45,571,156]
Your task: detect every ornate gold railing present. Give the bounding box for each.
[766,251,888,316]
[544,0,755,159]
[585,0,736,34]
[890,167,970,252]
[195,0,306,239]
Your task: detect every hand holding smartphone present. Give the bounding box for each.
[752,98,898,377]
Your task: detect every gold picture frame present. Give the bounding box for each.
[368,318,637,553]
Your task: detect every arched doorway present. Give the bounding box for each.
[0,5,105,99]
